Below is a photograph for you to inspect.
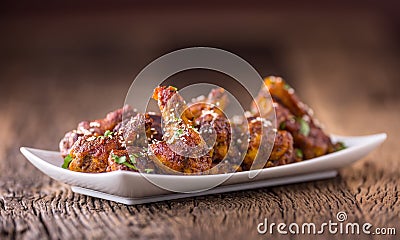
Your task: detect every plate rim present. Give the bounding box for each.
[20,132,387,179]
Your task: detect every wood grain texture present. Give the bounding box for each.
[0,7,399,239]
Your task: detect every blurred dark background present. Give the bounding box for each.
[1,0,399,149]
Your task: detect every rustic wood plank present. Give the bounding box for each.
[1,8,399,239]
[0,74,398,240]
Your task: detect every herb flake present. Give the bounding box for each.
[62,154,73,169]
[123,162,138,170]
[112,154,127,164]
[129,154,137,164]
[298,118,310,136]
[336,142,346,151]
[111,153,138,170]
[295,148,303,159]
[104,130,112,138]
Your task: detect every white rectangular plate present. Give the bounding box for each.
[20,133,386,205]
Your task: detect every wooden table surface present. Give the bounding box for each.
[0,6,399,239]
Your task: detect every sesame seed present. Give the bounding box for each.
[86,136,96,141]
[89,122,101,127]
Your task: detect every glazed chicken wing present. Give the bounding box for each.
[59,105,135,157]
[242,117,294,170]
[189,88,232,163]
[60,77,344,174]
[68,134,125,173]
[252,76,336,159]
[149,86,213,174]
[65,111,158,173]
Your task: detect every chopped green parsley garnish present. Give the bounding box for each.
[111,153,138,170]
[297,118,310,137]
[62,154,73,169]
[104,130,112,138]
[279,121,286,130]
[295,148,303,159]
[129,154,138,164]
[122,162,137,170]
[336,142,346,151]
[144,168,154,174]
[111,154,126,164]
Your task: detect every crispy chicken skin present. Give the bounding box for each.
[267,130,297,167]
[69,134,123,173]
[68,113,156,173]
[242,117,294,170]
[152,86,205,151]
[190,88,231,162]
[113,113,158,172]
[148,141,212,174]
[228,116,297,171]
[195,111,231,162]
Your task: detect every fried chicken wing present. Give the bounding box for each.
[263,76,310,118]
[150,86,213,174]
[267,130,297,167]
[252,76,336,159]
[274,102,333,159]
[190,88,231,162]
[59,105,135,157]
[195,110,231,162]
[114,113,159,172]
[60,78,344,174]
[243,117,293,170]
[68,134,123,173]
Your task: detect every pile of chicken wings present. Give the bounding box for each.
[59,76,344,174]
